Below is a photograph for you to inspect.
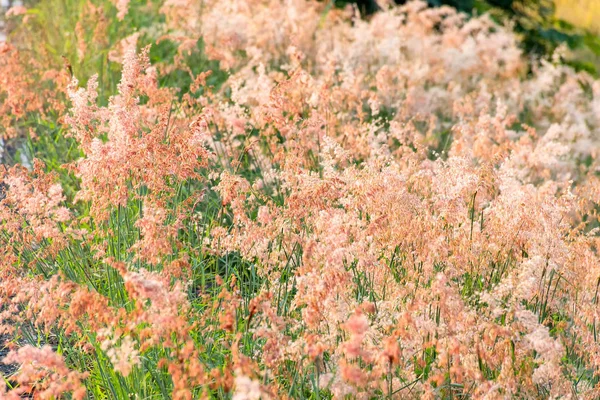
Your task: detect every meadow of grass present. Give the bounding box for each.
[2,0,600,398]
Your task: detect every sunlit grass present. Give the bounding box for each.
[555,0,600,33]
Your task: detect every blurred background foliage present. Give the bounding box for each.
[337,0,600,75]
[555,0,600,33]
[2,0,600,75]
[473,0,600,74]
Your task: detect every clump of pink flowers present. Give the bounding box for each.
[1,345,87,400]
